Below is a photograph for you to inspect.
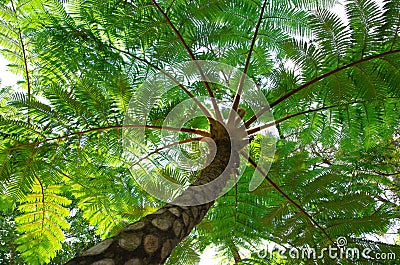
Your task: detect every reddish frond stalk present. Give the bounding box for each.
[17,125,210,148]
[33,171,45,231]
[245,48,400,127]
[229,0,268,123]
[109,45,213,119]
[130,137,203,168]
[241,151,338,249]
[246,99,373,135]
[11,0,31,124]
[152,0,223,121]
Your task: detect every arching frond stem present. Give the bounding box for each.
[32,170,45,231]
[109,45,213,118]
[246,99,378,135]
[13,125,210,149]
[129,137,203,168]
[245,49,400,127]
[228,239,242,263]
[152,0,223,121]
[50,166,92,190]
[10,0,31,124]
[373,170,400,177]
[229,0,268,123]
[241,152,338,248]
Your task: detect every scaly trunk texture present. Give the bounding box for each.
[65,122,240,265]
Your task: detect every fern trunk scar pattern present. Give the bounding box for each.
[65,123,235,264]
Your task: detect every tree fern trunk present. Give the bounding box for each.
[65,128,234,265]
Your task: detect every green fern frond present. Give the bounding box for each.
[14,182,71,265]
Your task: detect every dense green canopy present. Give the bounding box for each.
[0,0,399,264]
